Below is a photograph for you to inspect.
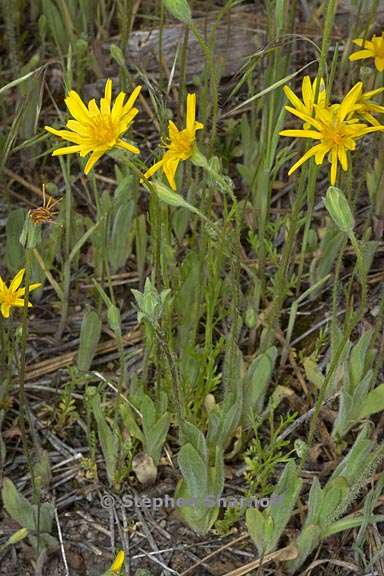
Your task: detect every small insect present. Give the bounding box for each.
[29,184,61,225]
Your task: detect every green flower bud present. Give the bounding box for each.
[324,186,355,233]
[6,528,29,546]
[163,0,192,24]
[190,146,208,168]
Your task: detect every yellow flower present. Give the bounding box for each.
[143,93,203,190]
[283,75,327,128]
[111,550,125,573]
[349,32,384,71]
[45,79,141,174]
[0,269,41,319]
[280,82,384,185]
[350,86,384,126]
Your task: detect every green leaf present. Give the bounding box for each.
[120,404,145,444]
[2,478,36,531]
[303,358,324,389]
[246,508,266,556]
[77,309,102,372]
[89,391,118,487]
[268,460,302,552]
[349,329,374,388]
[306,477,323,526]
[109,200,135,272]
[178,443,207,500]
[5,208,25,273]
[243,346,277,424]
[319,477,350,529]
[358,383,384,419]
[145,413,170,465]
[180,421,208,463]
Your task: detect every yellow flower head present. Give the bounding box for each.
[0,269,41,319]
[349,86,384,126]
[111,550,125,573]
[349,32,384,71]
[45,79,141,174]
[280,82,384,185]
[283,75,327,128]
[143,93,203,190]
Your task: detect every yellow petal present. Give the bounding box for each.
[301,76,313,110]
[10,268,25,292]
[186,93,196,132]
[279,129,321,139]
[17,283,42,296]
[352,38,374,49]
[330,147,338,185]
[88,99,101,117]
[375,56,384,71]
[337,146,348,171]
[65,91,91,123]
[283,85,305,112]
[0,274,6,292]
[111,550,125,573]
[119,107,139,129]
[287,143,325,175]
[13,299,32,308]
[362,86,384,99]
[52,145,83,156]
[285,106,323,129]
[66,119,92,136]
[117,139,140,154]
[314,144,330,165]
[163,157,180,190]
[168,120,180,141]
[349,49,374,61]
[1,303,10,318]
[84,151,104,174]
[143,159,165,180]
[104,79,112,106]
[122,85,142,114]
[339,82,363,121]
[45,126,83,144]
[111,92,126,123]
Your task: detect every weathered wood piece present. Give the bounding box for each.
[120,4,384,80]
[124,7,267,79]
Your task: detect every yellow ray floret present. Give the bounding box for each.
[143,93,204,190]
[349,86,384,126]
[283,75,327,128]
[349,32,384,71]
[45,79,141,174]
[280,82,384,185]
[111,550,125,573]
[0,269,41,319]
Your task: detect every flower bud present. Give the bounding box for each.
[163,0,192,24]
[324,186,354,233]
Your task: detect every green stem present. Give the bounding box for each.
[56,157,72,340]
[189,21,218,151]
[260,170,308,351]
[18,249,40,552]
[348,230,367,316]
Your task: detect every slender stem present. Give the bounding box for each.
[18,249,40,551]
[189,22,218,151]
[298,318,353,474]
[348,230,367,316]
[260,171,308,351]
[56,157,72,340]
